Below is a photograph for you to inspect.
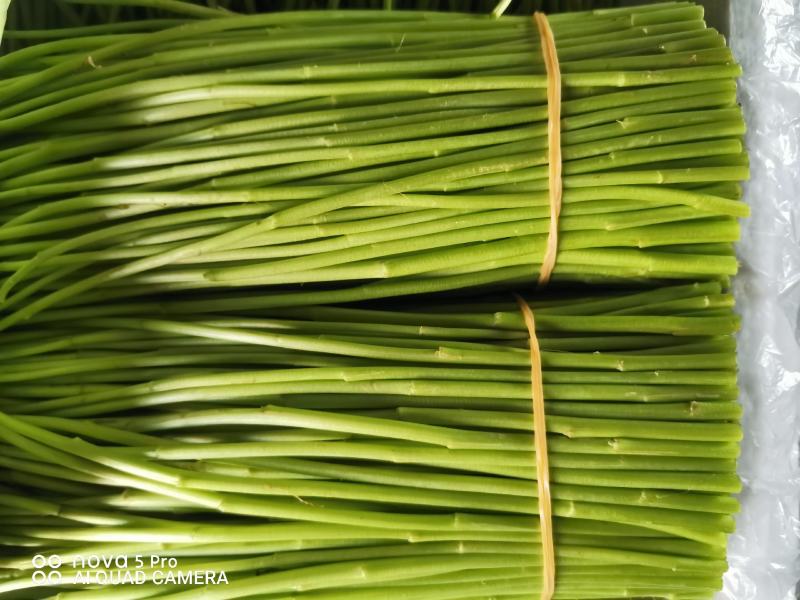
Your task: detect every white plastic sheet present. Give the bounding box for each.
[725,1,800,598]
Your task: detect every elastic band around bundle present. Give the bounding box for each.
[514,293,555,600]
[534,11,562,287]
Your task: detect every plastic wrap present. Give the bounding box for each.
[725,0,800,598]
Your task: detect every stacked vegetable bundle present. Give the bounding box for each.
[0,2,748,598]
[0,283,741,599]
[0,1,748,330]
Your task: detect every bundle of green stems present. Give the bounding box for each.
[0,282,741,599]
[0,1,748,330]
[0,3,746,598]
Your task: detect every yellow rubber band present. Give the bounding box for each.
[534,11,562,287]
[514,293,555,600]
